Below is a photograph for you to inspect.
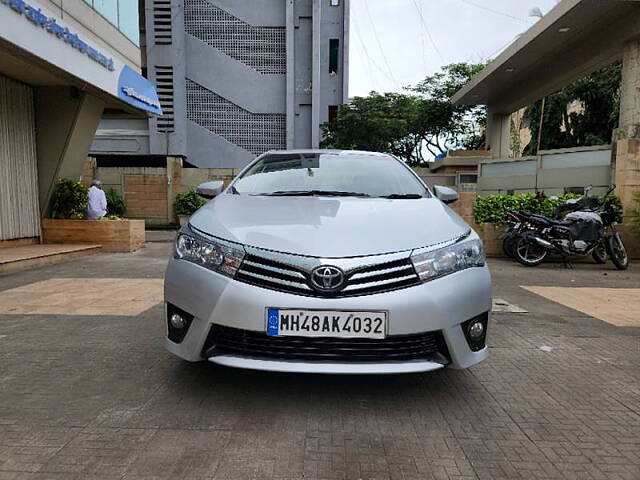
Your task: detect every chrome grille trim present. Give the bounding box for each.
[236,247,421,297]
[242,260,306,279]
[342,274,418,292]
[239,270,312,290]
[349,264,414,281]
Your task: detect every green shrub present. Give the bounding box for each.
[50,178,88,219]
[105,189,126,217]
[174,190,206,216]
[471,193,617,224]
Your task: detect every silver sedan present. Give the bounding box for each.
[164,150,491,374]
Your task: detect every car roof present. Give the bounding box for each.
[264,149,390,158]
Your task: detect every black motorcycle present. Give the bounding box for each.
[509,187,628,269]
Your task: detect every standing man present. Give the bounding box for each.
[87,179,108,219]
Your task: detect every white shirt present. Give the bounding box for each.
[87,186,107,219]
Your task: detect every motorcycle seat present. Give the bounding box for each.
[525,214,573,227]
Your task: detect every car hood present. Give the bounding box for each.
[189,195,471,258]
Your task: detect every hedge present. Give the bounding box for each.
[473,193,622,225]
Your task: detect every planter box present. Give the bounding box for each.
[42,219,145,253]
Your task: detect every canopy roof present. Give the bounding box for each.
[452,0,640,114]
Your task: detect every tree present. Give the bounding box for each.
[320,92,423,163]
[523,62,621,154]
[321,63,487,165]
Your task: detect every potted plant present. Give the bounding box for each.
[174,190,206,226]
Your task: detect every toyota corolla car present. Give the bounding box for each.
[164,150,491,374]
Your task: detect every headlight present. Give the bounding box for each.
[175,229,245,277]
[411,236,485,282]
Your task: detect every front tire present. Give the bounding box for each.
[605,234,629,270]
[502,236,516,258]
[592,242,607,264]
[513,237,549,267]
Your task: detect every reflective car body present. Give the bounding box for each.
[164,150,491,374]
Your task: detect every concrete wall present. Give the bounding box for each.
[478,145,613,195]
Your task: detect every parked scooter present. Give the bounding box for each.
[509,186,628,269]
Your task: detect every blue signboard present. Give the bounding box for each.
[117,66,163,116]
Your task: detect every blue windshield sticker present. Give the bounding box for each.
[267,308,279,336]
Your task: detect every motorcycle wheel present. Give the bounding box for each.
[513,237,548,267]
[605,234,629,270]
[502,237,516,258]
[591,242,607,264]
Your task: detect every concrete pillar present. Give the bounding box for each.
[616,41,640,212]
[35,87,105,216]
[619,40,640,135]
[614,40,640,257]
[486,107,511,158]
[167,156,183,224]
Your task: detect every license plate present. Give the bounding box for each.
[266,308,387,339]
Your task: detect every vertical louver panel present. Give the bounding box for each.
[0,75,40,240]
[155,66,175,132]
[153,0,172,45]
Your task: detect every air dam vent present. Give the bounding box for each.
[203,324,451,363]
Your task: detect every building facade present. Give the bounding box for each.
[91,0,350,168]
[0,0,160,242]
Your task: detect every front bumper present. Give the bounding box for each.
[164,258,492,373]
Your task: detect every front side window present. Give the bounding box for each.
[233,153,430,198]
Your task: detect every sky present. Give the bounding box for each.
[348,0,559,97]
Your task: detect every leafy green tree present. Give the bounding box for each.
[322,63,487,165]
[411,62,487,155]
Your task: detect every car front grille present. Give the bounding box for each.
[235,249,421,297]
[202,324,450,363]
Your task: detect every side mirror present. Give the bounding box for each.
[433,185,459,204]
[196,181,224,199]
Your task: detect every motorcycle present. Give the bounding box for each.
[501,190,601,260]
[509,187,628,269]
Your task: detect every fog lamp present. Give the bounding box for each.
[170,313,186,329]
[468,320,484,339]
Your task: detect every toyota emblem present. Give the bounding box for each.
[310,265,345,292]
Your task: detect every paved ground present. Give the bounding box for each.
[0,245,639,480]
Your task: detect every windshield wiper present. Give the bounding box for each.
[379,193,424,199]
[259,190,371,198]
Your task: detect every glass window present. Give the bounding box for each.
[330,0,340,5]
[118,0,140,45]
[93,0,118,27]
[329,39,340,75]
[233,153,430,198]
[83,0,139,45]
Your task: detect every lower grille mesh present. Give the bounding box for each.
[202,325,450,363]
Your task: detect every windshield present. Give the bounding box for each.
[232,153,430,198]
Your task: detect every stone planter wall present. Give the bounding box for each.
[42,219,145,253]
